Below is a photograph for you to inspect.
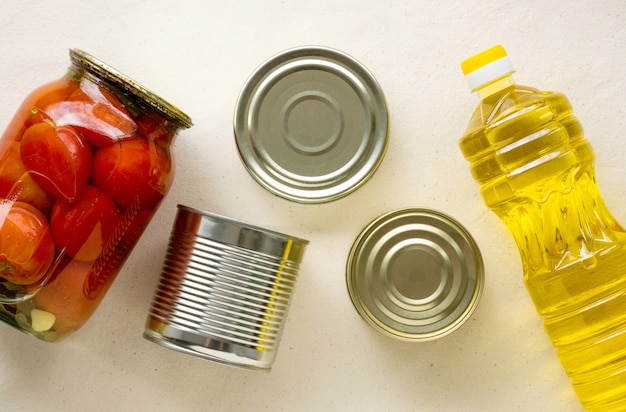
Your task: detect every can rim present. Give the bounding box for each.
[69,49,193,129]
[177,204,310,246]
[346,208,484,341]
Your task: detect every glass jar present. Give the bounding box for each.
[0,49,192,341]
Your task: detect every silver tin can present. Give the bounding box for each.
[144,205,309,371]
[234,46,389,203]
[346,209,484,341]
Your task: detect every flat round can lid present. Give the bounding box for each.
[234,46,389,203]
[346,209,484,341]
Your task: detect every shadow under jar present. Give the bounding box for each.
[0,49,192,341]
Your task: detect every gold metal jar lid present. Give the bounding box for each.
[69,49,193,129]
[234,46,389,203]
[347,209,484,341]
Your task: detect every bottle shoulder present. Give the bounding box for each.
[460,85,573,159]
[472,85,566,125]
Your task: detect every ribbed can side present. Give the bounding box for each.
[144,208,307,371]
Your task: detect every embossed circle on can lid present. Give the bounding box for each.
[234,46,389,203]
[346,209,484,341]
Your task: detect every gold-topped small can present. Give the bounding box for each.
[347,208,484,341]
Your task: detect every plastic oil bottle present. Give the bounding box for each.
[459,45,626,411]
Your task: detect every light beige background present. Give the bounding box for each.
[1,1,625,411]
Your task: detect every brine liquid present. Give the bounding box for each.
[461,84,626,411]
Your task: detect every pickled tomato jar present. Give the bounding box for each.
[0,49,192,341]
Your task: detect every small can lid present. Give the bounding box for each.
[234,46,389,203]
[346,209,484,341]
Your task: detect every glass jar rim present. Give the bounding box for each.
[69,49,193,129]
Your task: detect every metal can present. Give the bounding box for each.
[346,209,484,341]
[144,205,309,371]
[234,46,389,203]
[0,49,192,341]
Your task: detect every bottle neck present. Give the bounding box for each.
[475,75,515,100]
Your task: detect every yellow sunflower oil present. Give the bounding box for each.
[460,45,626,411]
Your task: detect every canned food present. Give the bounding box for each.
[234,46,389,203]
[144,205,309,371]
[0,49,192,341]
[346,209,484,341]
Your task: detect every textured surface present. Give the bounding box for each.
[0,1,624,411]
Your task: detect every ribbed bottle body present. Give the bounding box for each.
[461,85,626,411]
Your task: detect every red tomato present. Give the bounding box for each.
[91,137,172,210]
[134,110,178,144]
[135,110,162,137]
[1,78,79,143]
[82,208,152,299]
[45,82,137,147]
[84,246,125,300]
[50,185,122,262]
[0,201,56,285]
[32,258,103,334]
[0,141,55,215]
[20,122,92,203]
[117,209,152,252]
